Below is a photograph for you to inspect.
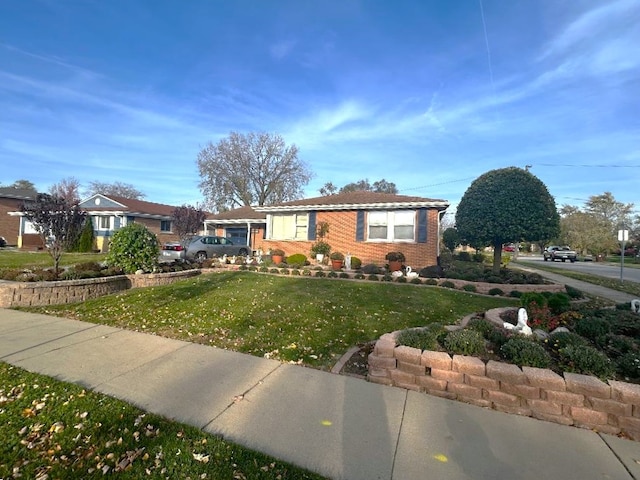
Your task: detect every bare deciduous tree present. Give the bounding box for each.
[171,205,207,244]
[197,132,312,212]
[49,177,81,204]
[85,181,146,200]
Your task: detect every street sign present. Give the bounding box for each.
[618,229,629,242]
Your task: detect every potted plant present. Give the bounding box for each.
[271,248,285,265]
[385,251,405,272]
[329,251,345,270]
[310,240,331,263]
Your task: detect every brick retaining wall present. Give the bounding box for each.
[0,270,201,308]
[368,331,640,441]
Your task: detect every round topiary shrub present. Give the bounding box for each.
[410,277,422,284]
[354,273,365,280]
[500,337,551,368]
[520,292,546,310]
[339,272,350,278]
[565,285,584,299]
[439,280,456,289]
[367,274,379,281]
[558,345,614,379]
[396,276,407,283]
[488,288,504,296]
[424,278,438,285]
[442,329,486,356]
[462,284,477,292]
[315,270,326,277]
[327,271,338,278]
[574,317,611,341]
[350,256,362,269]
[286,253,307,268]
[106,223,159,274]
[509,290,523,298]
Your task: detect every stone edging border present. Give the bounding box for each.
[367,311,640,441]
[0,270,201,308]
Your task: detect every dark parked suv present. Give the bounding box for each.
[543,245,577,262]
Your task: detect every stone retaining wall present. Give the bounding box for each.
[0,270,201,308]
[368,332,640,441]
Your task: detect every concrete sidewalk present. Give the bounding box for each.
[0,308,638,480]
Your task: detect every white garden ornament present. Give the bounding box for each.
[503,308,533,336]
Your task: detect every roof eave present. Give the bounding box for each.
[255,201,450,212]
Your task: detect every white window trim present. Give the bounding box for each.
[96,216,112,231]
[367,210,415,243]
[160,220,172,233]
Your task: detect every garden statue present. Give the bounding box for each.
[345,254,352,270]
[391,270,403,278]
[405,266,419,279]
[503,308,532,336]
[632,299,640,314]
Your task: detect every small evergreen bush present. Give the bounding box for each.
[466,318,494,337]
[362,264,381,274]
[565,285,584,299]
[315,270,326,277]
[443,329,485,356]
[339,272,350,278]
[545,331,588,354]
[354,273,365,280]
[424,278,438,285]
[456,251,472,262]
[350,256,362,269]
[488,287,504,296]
[547,293,571,314]
[509,290,523,298]
[410,277,422,284]
[521,292,547,310]
[439,280,456,289]
[396,276,407,283]
[500,337,551,368]
[462,284,477,292]
[367,274,379,281]
[327,271,338,278]
[419,265,443,278]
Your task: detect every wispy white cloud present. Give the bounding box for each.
[269,39,297,60]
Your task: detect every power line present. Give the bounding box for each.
[535,164,640,168]
[400,176,478,193]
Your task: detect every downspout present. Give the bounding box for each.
[437,209,447,266]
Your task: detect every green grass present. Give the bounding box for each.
[23,271,516,369]
[0,362,324,480]
[515,261,640,298]
[0,250,107,269]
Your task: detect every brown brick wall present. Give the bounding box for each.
[0,198,23,246]
[369,330,640,441]
[259,209,441,267]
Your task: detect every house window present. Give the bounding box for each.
[161,220,171,232]
[97,216,111,230]
[367,210,415,242]
[269,213,308,240]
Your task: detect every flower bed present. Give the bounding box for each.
[368,308,640,441]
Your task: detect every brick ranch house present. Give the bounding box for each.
[10,194,183,252]
[0,187,37,247]
[207,192,450,268]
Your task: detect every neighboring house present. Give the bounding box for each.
[254,192,450,267]
[204,206,267,251]
[79,194,182,252]
[0,187,37,247]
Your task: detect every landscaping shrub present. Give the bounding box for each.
[591,310,640,338]
[382,274,393,282]
[76,217,96,252]
[466,318,494,337]
[410,277,422,285]
[599,334,638,358]
[314,271,326,277]
[259,266,269,272]
[106,223,159,274]
[485,275,503,284]
[509,290,522,298]
[558,345,614,379]
[286,253,307,268]
[545,331,588,354]
[339,272,350,279]
[367,274,379,281]
[397,324,445,351]
[291,269,300,275]
[302,269,312,276]
[354,273,365,280]
[574,317,611,341]
[520,292,547,310]
[487,327,510,350]
[565,285,584,299]
[472,253,485,263]
[500,337,551,368]
[525,273,545,284]
[442,329,485,356]
[396,276,407,283]
[74,261,102,273]
[547,293,570,314]
[462,284,477,292]
[362,264,381,274]
[615,302,632,311]
[350,256,362,269]
[419,265,443,278]
[424,278,438,285]
[487,288,504,296]
[327,271,338,278]
[615,353,640,379]
[456,251,472,262]
[439,280,456,289]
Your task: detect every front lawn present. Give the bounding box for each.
[0,362,324,480]
[0,250,106,270]
[24,271,516,369]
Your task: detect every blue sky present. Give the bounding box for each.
[1,0,638,215]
